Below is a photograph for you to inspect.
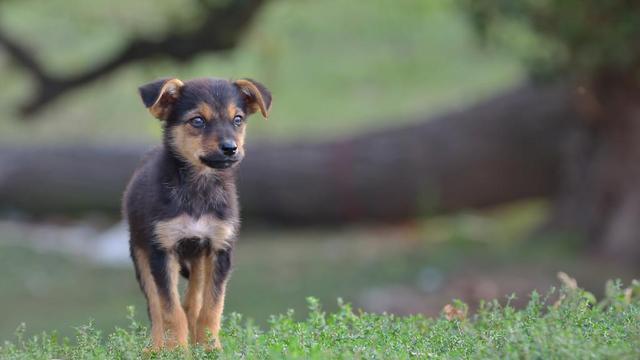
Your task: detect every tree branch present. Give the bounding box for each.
[0,0,267,117]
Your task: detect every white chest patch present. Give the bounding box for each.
[154,214,236,251]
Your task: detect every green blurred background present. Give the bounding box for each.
[0,0,521,142]
[1,0,638,341]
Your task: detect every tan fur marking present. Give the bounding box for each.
[133,248,165,349]
[183,256,205,344]
[161,254,189,348]
[227,103,247,150]
[202,138,221,157]
[196,253,227,349]
[149,79,184,120]
[197,102,215,120]
[236,125,246,150]
[169,125,208,172]
[234,79,270,118]
[154,214,236,251]
[227,103,239,119]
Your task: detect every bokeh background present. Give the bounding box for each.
[1,0,639,341]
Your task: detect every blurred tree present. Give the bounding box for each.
[463,0,640,79]
[0,0,266,116]
[461,0,640,259]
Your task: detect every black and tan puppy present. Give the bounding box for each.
[123,77,271,350]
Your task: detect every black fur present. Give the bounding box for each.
[176,237,212,259]
[213,249,232,292]
[138,78,172,108]
[149,242,171,303]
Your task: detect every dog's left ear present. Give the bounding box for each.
[138,78,184,120]
[234,78,272,119]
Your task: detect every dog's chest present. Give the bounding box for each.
[154,214,235,251]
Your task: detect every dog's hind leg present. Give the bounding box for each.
[196,249,232,349]
[131,247,165,350]
[183,255,205,344]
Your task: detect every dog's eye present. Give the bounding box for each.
[233,115,243,127]
[189,117,205,128]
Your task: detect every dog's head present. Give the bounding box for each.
[138,77,271,172]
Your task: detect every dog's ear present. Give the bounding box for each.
[234,78,272,119]
[138,78,184,120]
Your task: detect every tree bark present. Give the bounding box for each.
[0,82,580,222]
[546,74,640,260]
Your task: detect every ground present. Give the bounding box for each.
[1,201,637,341]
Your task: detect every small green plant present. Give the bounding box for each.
[2,280,640,359]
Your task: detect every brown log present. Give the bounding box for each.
[0,83,580,223]
[239,82,580,224]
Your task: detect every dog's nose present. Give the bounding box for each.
[220,140,238,156]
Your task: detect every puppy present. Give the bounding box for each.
[123,77,271,350]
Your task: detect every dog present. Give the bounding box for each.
[123,77,271,350]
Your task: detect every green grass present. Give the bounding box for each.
[2,282,640,359]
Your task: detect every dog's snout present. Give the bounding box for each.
[220,140,238,156]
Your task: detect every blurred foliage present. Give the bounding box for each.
[460,0,640,79]
[0,0,522,143]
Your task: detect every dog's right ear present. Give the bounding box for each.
[138,78,184,120]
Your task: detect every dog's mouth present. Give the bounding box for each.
[199,156,239,169]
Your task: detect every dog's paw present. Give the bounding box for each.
[202,338,222,352]
[142,346,160,358]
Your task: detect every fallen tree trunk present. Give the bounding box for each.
[0,83,580,223]
[239,82,579,224]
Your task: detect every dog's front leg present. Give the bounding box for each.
[196,249,232,349]
[131,247,165,350]
[148,247,189,349]
[183,255,205,344]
